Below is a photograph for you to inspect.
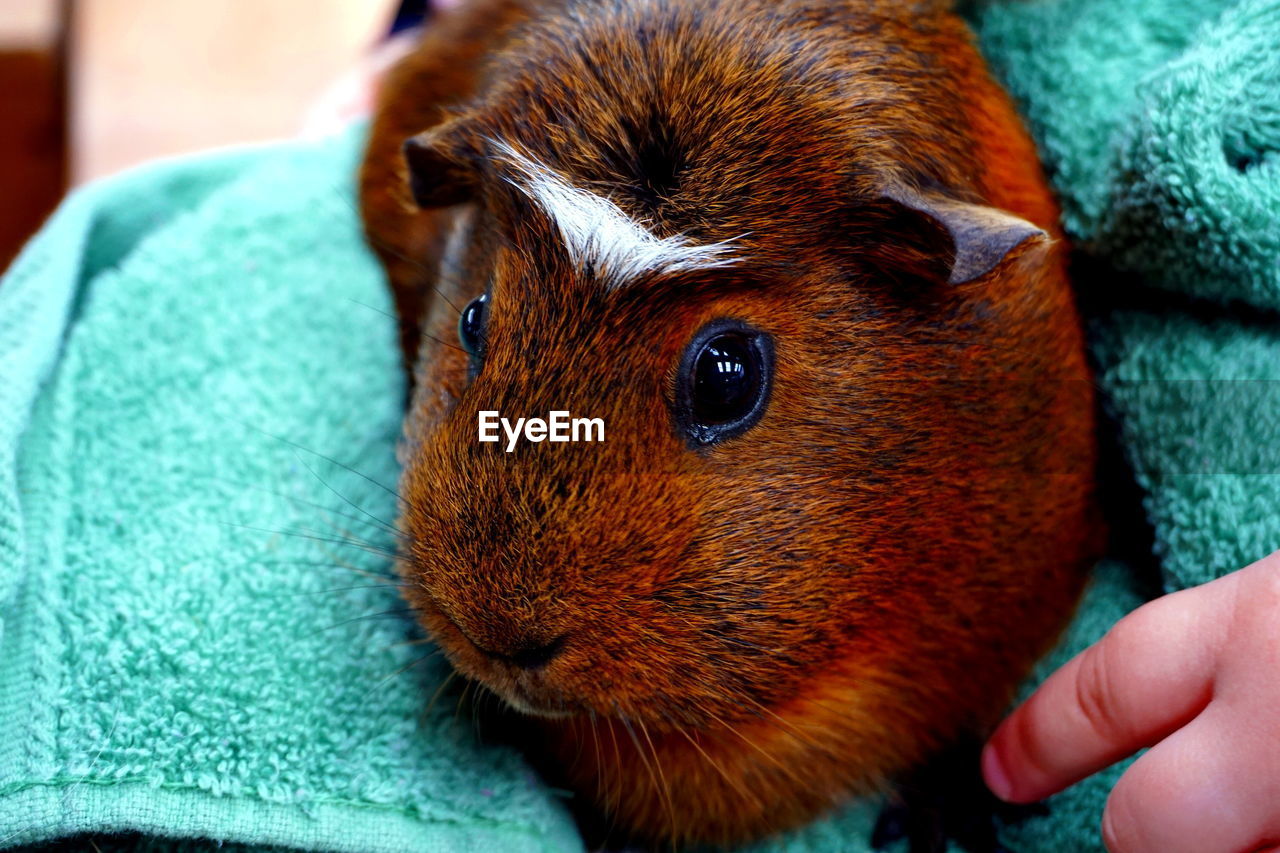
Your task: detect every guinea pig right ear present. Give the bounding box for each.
[878,183,1050,285]
[402,119,480,208]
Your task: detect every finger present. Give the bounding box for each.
[982,580,1233,803]
[1101,706,1280,853]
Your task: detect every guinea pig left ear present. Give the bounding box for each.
[402,119,479,208]
[880,184,1049,284]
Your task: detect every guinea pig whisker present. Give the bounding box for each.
[382,636,436,651]
[224,417,413,514]
[604,715,626,823]
[454,678,477,725]
[582,713,618,815]
[467,680,502,726]
[592,718,628,839]
[733,687,853,737]
[203,473,404,542]
[423,670,460,719]
[673,724,763,812]
[343,296,398,322]
[638,718,679,847]
[616,710,677,836]
[699,705,806,788]
[260,582,407,600]
[670,717,757,809]
[580,713,603,782]
[476,681,497,717]
[565,711,588,767]
[471,683,490,735]
[0,709,121,847]
[577,713,607,808]
[459,681,477,732]
[251,557,400,584]
[738,693,833,757]
[286,451,406,536]
[359,648,443,702]
[222,521,399,560]
[418,330,470,356]
[315,606,417,635]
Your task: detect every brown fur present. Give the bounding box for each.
[358,0,1103,845]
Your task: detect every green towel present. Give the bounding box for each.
[2,0,1277,849]
[971,0,1280,309]
[0,130,581,853]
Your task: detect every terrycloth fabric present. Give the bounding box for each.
[2,0,1278,850]
[969,0,1280,309]
[0,129,581,853]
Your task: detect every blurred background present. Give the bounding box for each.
[0,0,406,269]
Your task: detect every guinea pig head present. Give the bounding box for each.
[388,1,1101,843]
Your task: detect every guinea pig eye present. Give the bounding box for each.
[674,319,774,446]
[458,293,488,358]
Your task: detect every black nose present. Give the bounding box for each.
[485,634,568,670]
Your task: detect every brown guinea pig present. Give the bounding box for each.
[358,0,1103,847]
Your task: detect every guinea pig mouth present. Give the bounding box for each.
[455,658,581,719]
[416,606,582,718]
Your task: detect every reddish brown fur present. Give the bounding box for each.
[359,0,1102,845]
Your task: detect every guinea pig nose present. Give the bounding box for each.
[484,634,568,670]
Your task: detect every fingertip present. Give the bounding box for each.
[1100,801,1124,853]
[984,717,1049,804]
[981,739,1015,802]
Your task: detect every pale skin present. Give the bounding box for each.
[982,548,1280,853]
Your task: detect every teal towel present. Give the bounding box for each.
[970,0,1280,308]
[2,0,1278,849]
[0,131,581,853]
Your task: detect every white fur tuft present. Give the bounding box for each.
[492,140,738,289]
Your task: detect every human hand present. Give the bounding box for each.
[981,549,1280,853]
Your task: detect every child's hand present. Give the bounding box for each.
[981,549,1280,853]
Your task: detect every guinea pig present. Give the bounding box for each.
[358,0,1104,848]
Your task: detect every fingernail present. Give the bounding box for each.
[982,743,1013,801]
